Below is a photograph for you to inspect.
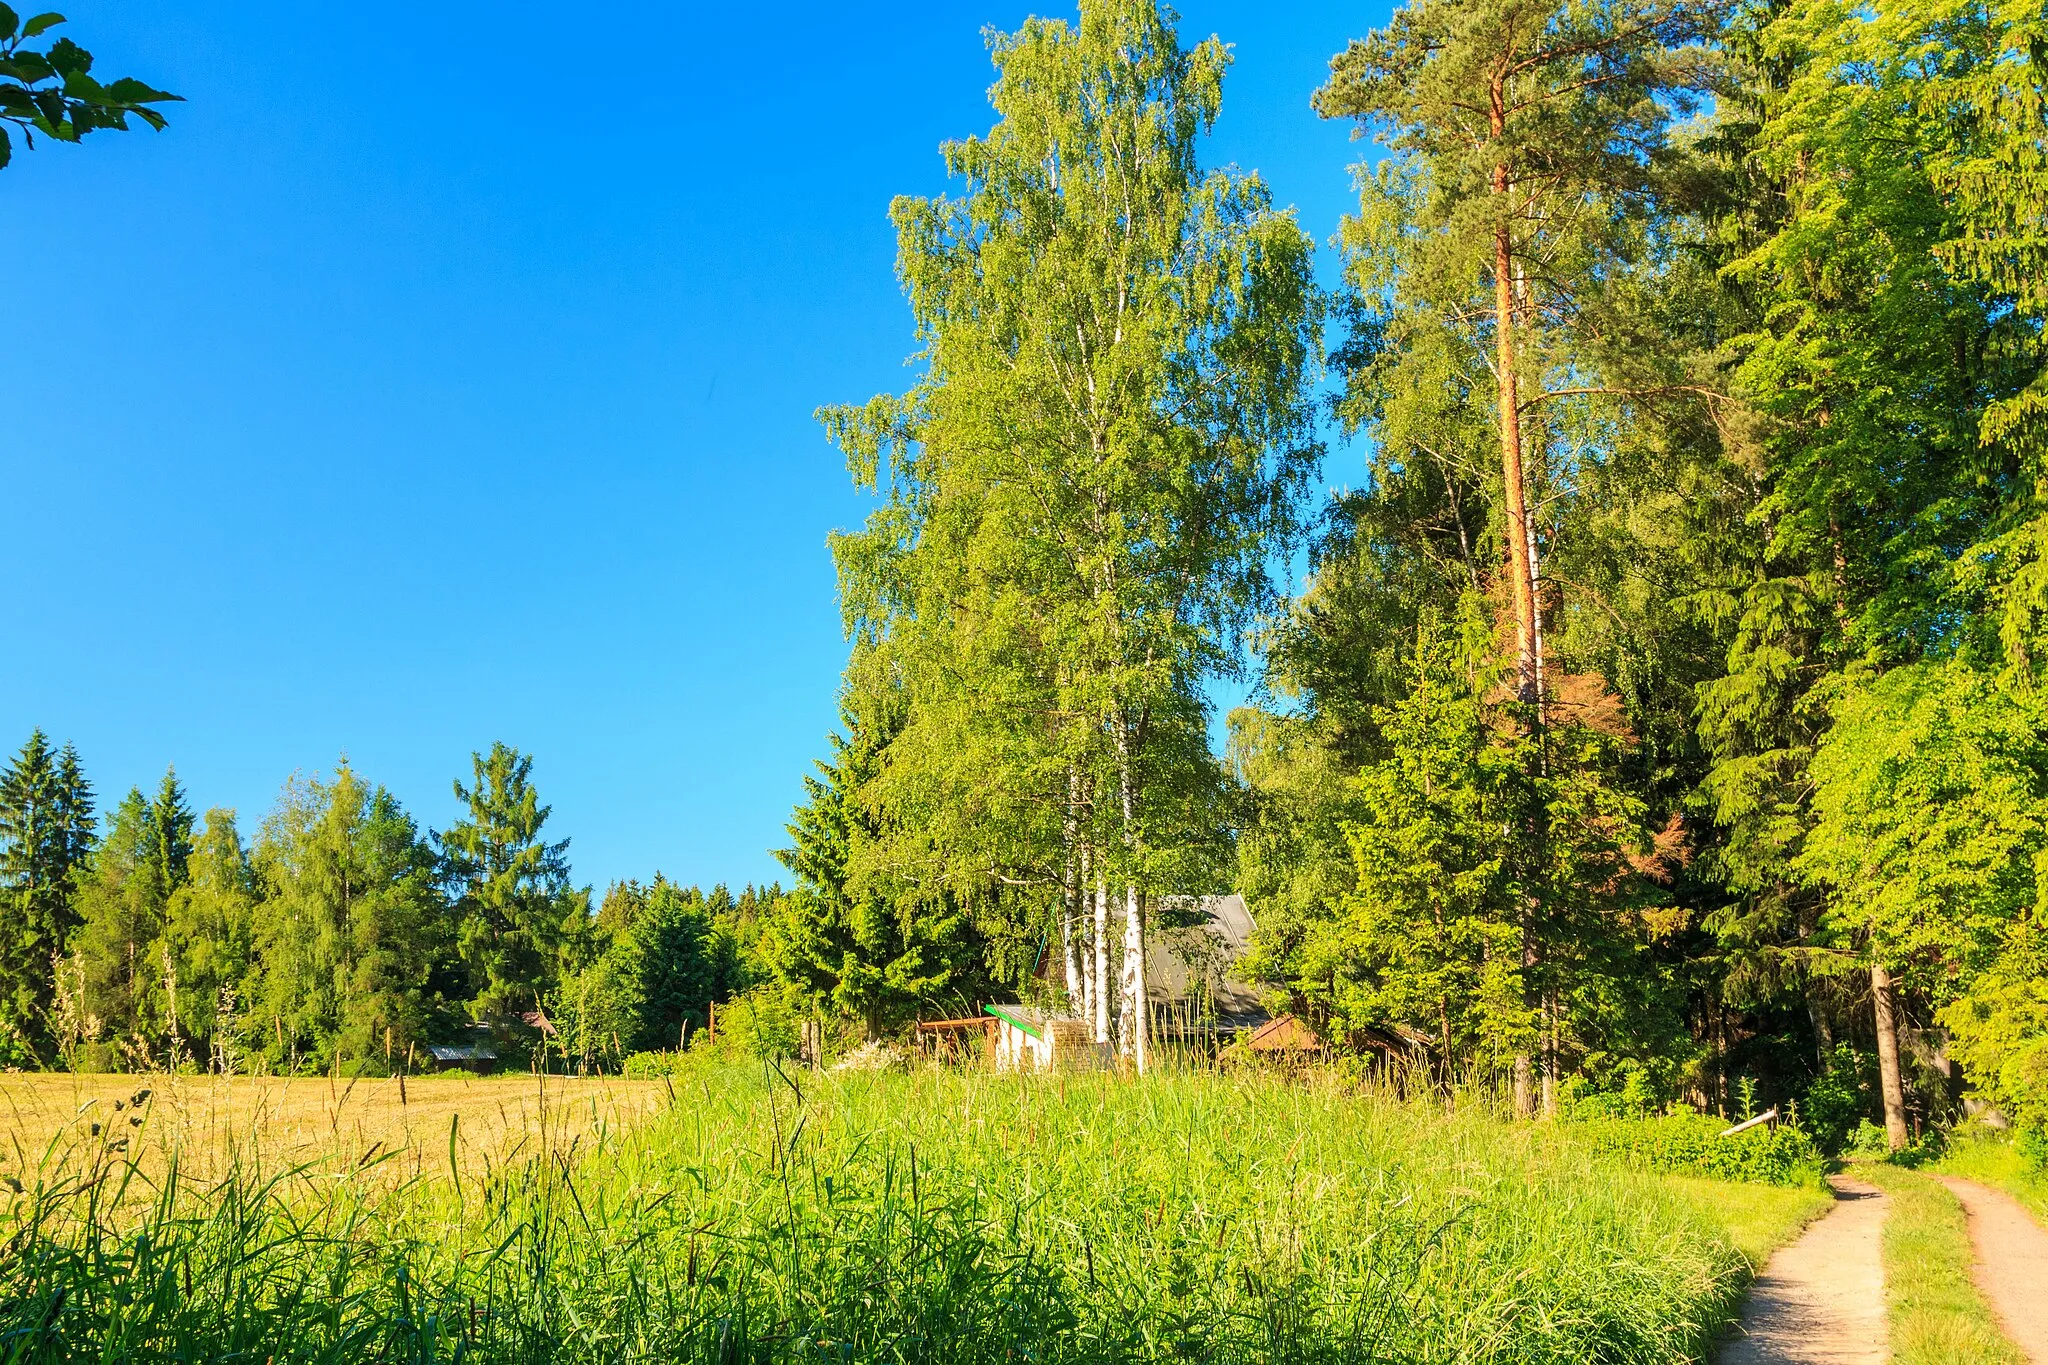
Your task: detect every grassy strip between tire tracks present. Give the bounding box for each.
[1,1064,1832,1365]
[1856,1162,2026,1365]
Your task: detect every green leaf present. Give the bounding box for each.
[0,126,11,170]
[21,12,61,39]
[0,6,17,42]
[103,76,179,106]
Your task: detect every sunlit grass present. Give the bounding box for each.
[1,1063,1826,1363]
[1857,1163,2025,1365]
[1933,1132,2048,1222]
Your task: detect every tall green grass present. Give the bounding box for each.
[1,1065,1820,1364]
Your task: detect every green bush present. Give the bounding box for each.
[621,1050,683,1079]
[1801,1046,1878,1155]
[1576,1112,1827,1186]
[691,984,802,1060]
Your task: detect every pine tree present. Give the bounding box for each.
[0,730,88,1057]
[766,713,970,1040]
[438,742,577,1021]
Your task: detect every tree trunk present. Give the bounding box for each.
[1541,988,1559,1118]
[1489,73,1539,705]
[1113,710,1149,1074]
[1514,925,1536,1119]
[1092,878,1111,1045]
[1121,884,1148,1074]
[1871,961,1910,1152]
[1063,811,1085,1013]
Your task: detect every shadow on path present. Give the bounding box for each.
[1715,1175,1888,1365]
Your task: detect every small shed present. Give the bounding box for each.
[984,1004,1101,1072]
[426,1042,498,1074]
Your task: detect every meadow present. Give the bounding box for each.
[0,1063,1828,1364]
[0,1071,666,1184]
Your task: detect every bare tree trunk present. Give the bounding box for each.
[1114,711,1149,1075]
[1489,75,1538,706]
[1514,929,1536,1119]
[1871,961,1910,1152]
[1120,885,1148,1073]
[1092,877,1111,1046]
[1063,801,1085,1013]
[1541,988,1558,1118]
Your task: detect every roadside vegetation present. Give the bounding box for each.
[1934,1133,2048,1222]
[0,1063,1832,1365]
[1857,1163,2027,1365]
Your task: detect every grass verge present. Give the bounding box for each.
[2,1064,1829,1364]
[1933,1134,2048,1223]
[1857,1162,2026,1365]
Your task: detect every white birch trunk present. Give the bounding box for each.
[1092,878,1111,1045]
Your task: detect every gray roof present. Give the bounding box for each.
[1147,893,1266,1022]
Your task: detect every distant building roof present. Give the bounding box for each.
[1147,893,1266,1024]
[426,1044,498,1063]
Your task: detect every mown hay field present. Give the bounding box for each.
[0,1071,666,1183]
[0,1063,1829,1365]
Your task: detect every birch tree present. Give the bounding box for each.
[822,0,1319,1070]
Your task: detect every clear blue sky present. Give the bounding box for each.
[2,1,1386,893]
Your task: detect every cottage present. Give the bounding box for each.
[983,1003,1103,1072]
[1146,893,1268,1031]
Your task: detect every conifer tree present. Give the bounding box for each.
[0,730,89,1056]
[767,714,969,1040]
[438,742,578,1020]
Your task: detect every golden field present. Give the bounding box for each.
[0,1070,668,1183]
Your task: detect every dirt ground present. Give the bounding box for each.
[0,1071,669,1184]
[1716,1175,1890,1365]
[1938,1176,2048,1365]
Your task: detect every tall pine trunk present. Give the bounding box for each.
[1490,66,1544,1119]
[1871,961,1910,1151]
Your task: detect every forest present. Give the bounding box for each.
[3,0,2045,1173]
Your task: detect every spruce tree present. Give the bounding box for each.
[438,742,577,1021]
[0,730,84,1056]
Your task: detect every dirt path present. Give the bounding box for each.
[1935,1176,2048,1364]
[1716,1175,1889,1365]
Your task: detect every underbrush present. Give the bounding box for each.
[1570,1113,1827,1187]
[1932,1130,2048,1220]
[0,1065,1820,1364]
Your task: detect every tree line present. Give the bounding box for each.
[761,0,2048,1154]
[0,734,792,1074]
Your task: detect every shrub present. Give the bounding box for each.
[1802,1045,1878,1155]
[621,1050,682,1079]
[1576,1112,1827,1186]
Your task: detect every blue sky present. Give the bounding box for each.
[1,1,1386,893]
